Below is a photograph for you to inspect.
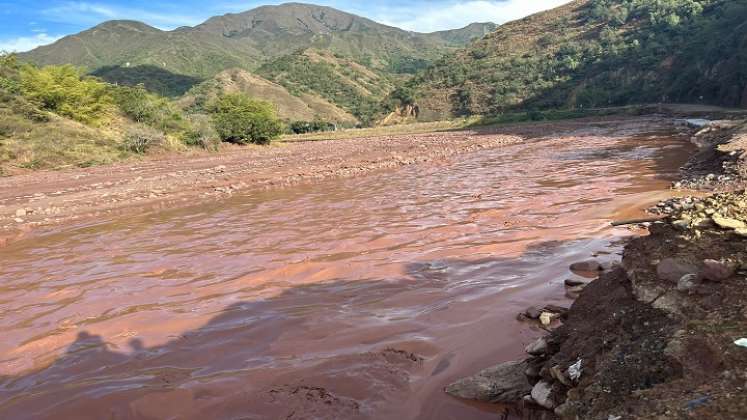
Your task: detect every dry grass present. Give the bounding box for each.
[281,117,479,142]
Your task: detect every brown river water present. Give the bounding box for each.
[0,127,692,419]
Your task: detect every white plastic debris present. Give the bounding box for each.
[568,358,583,381]
[735,338,747,348]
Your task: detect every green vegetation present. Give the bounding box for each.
[288,120,337,135]
[258,51,389,125]
[19,64,114,125]
[210,93,283,145]
[0,54,286,172]
[409,0,747,118]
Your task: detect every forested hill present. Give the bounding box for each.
[406,0,747,120]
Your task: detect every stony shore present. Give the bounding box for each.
[445,119,747,419]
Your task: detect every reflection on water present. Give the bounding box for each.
[0,131,692,419]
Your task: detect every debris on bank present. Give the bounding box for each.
[446,120,747,419]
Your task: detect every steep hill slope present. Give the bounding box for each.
[178,68,357,124]
[409,0,747,119]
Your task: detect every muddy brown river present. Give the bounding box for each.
[0,126,692,419]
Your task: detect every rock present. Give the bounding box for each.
[736,228,747,238]
[712,215,746,230]
[444,360,531,403]
[530,381,555,409]
[657,258,698,283]
[550,365,571,386]
[526,337,548,356]
[15,209,26,217]
[539,312,555,326]
[564,278,586,287]
[14,218,24,223]
[567,359,583,382]
[700,259,736,282]
[570,260,603,273]
[525,364,541,379]
[544,304,570,314]
[524,307,542,319]
[555,402,577,418]
[677,273,700,292]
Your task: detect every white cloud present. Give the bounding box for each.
[0,33,62,52]
[41,2,204,30]
[376,0,573,32]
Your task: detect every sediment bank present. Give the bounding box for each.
[446,119,747,419]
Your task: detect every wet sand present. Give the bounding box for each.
[0,117,693,419]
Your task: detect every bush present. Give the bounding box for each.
[19,64,113,125]
[209,94,283,144]
[122,125,166,154]
[181,114,220,150]
[288,120,336,134]
[112,84,188,132]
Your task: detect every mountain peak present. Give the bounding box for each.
[90,20,161,33]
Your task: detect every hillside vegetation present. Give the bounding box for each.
[0,54,285,173]
[409,0,747,119]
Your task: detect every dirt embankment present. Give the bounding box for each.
[446,120,747,419]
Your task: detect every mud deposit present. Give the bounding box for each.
[0,121,693,419]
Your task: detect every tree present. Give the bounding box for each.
[210,93,283,145]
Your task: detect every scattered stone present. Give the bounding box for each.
[14,218,24,223]
[656,258,698,283]
[570,260,603,274]
[700,259,736,282]
[524,307,542,319]
[524,363,541,379]
[444,360,531,403]
[15,209,26,217]
[544,304,570,315]
[526,337,548,356]
[734,338,747,348]
[539,312,555,326]
[564,278,586,287]
[677,273,700,292]
[550,365,571,386]
[530,381,555,409]
[712,215,746,230]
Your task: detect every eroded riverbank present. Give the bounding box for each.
[0,117,694,419]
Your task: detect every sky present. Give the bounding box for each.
[0,0,571,52]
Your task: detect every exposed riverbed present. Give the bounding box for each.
[0,119,693,419]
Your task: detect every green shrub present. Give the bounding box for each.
[112,84,188,133]
[19,64,113,125]
[209,94,283,145]
[288,120,336,134]
[122,125,166,154]
[181,114,220,150]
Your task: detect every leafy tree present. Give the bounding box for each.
[112,84,188,133]
[210,93,283,145]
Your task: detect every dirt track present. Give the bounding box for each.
[0,116,668,246]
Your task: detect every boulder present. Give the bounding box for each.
[444,360,531,403]
[656,258,697,283]
[712,215,746,230]
[530,381,556,409]
[700,259,736,282]
[570,260,603,274]
[526,337,548,356]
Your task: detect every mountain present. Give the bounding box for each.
[21,3,496,78]
[408,0,747,120]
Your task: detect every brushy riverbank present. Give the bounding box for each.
[445,119,747,419]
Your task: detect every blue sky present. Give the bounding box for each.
[0,1,571,52]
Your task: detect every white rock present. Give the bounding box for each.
[525,337,548,356]
[568,358,583,381]
[530,381,555,409]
